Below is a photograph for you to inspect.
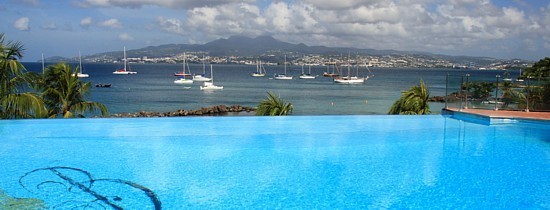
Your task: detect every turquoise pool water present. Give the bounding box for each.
[0,115,549,209]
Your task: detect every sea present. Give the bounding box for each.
[22,62,514,115]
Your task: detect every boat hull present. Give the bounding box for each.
[174,79,193,84]
[334,77,365,84]
[299,74,315,79]
[274,74,293,80]
[73,73,89,78]
[193,75,212,82]
[200,86,224,90]
[113,71,137,75]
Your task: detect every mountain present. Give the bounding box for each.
[80,35,430,59]
[47,35,527,67]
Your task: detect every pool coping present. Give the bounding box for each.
[443,108,550,124]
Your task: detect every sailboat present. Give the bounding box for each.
[334,57,372,84]
[200,64,223,90]
[299,64,315,79]
[174,53,193,84]
[113,47,137,74]
[516,69,524,82]
[73,51,89,78]
[251,60,266,77]
[193,56,212,82]
[323,60,340,77]
[274,55,293,80]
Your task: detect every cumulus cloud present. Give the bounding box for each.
[66,0,548,59]
[98,18,122,28]
[119,33,134,41]
[76,0,254,9]
[301,0,375,10]
[159,3,267,40]
[13,17,30,31]
[157,17,184,35]
[80,17,93,28]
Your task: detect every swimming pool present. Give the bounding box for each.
[1,115,549,209]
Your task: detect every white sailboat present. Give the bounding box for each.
[299,64,315,79]
[174,53,193,84]
[200,64,223,90]
[193,57,212,82]
[516,69,524,82]
[73,51,89,78]
[334,57,371,84]
[113,46,137,75]
[274,55,293,80]
[251,60,266,77]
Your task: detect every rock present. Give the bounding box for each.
[107,104,257,118]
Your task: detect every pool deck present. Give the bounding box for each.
[444,108,550,121]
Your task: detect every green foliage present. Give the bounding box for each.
[523,57,550,79]
[525,81,550,110]
[499,81,526,109]
[0,33,47,119]
[388,79,430,115]
[463,81,496,100]
[256,92,293,116]
[40,63,108,118]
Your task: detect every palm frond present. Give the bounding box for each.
[0,93,47,119]
[256,91,293,116]
[388,79,430,115]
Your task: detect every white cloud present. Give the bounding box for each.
[157,17,184,35]
[118,33,134,41]
[264,2,320,34]
[171,3,268,40]
[301,0,375,10]
[98,18,122,28]
[80,17,93,28]
[77,0,254,9]
[41,22,57,30]
[36,0,546,60]
[13,17,30,31]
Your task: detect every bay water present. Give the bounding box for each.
[23,62,508,115]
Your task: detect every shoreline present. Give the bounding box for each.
[105,105,256,118]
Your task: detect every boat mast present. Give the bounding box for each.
[210,64,214,84]
[202,55,206,75]
[123,46,127,72]
[41,53,45,74]
[79,51,82,74]
[347,53,351,79]
[182,52,186,74]
[284,55,287,74]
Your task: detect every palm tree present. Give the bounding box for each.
[500,81,525,109]
[388,79,430,115]
[0,33,47,119]
[41,63,108,118]
[256,91,293,116]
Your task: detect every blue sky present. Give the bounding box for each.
[2,0,549,61]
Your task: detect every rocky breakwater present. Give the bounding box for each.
[110,105,256,118]
[429,93,462,102]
